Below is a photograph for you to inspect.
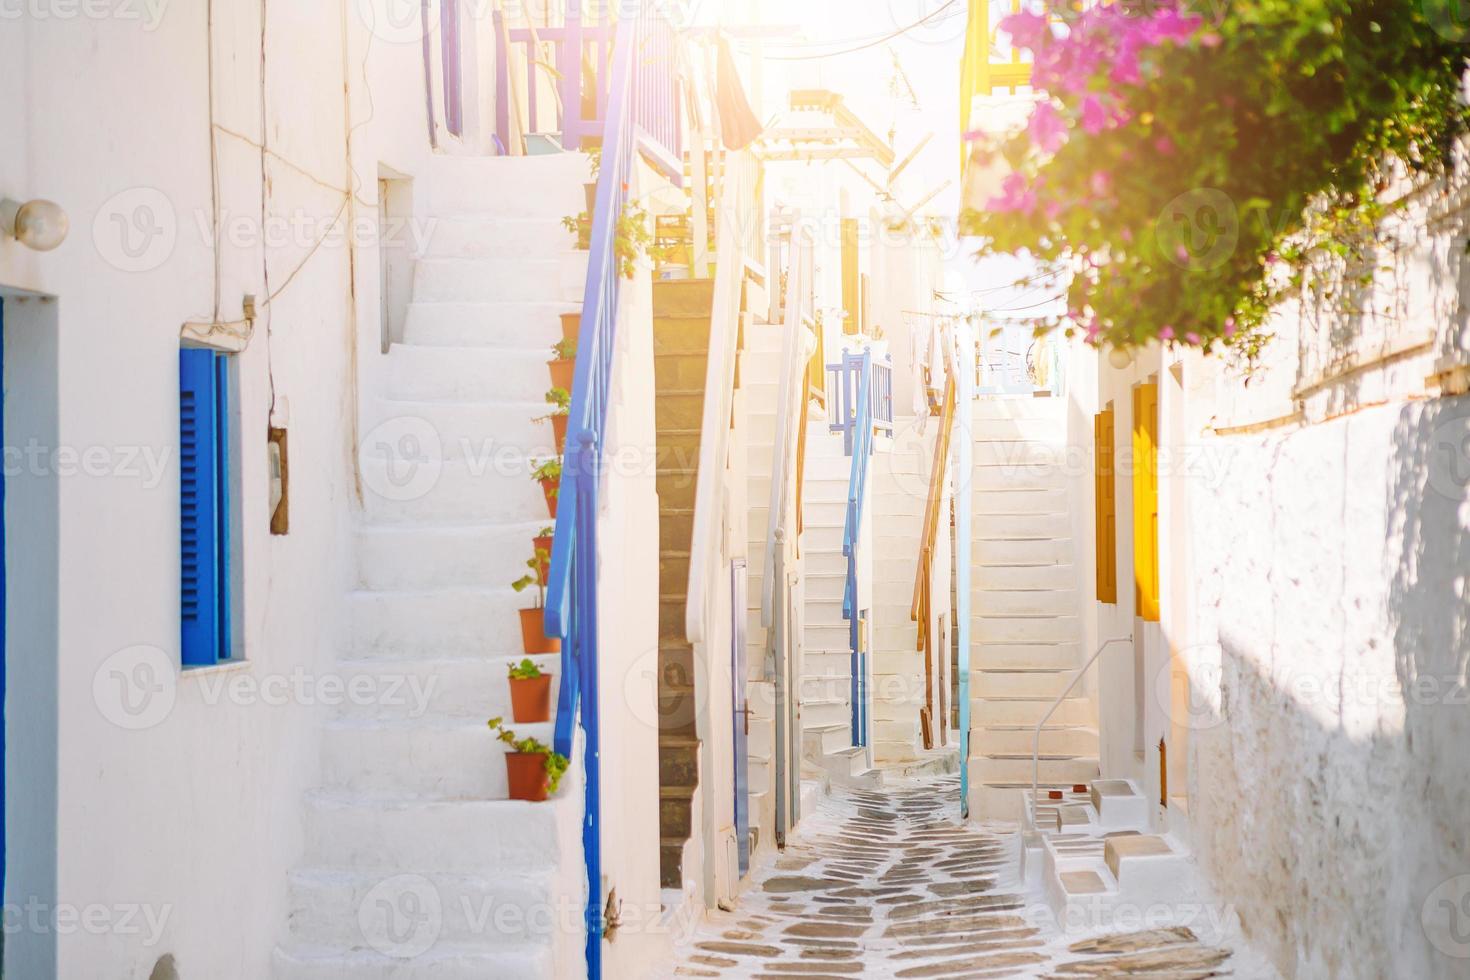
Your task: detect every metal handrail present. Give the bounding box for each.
[1029,636,1133,825]
[842,351,876,746]
[540,6,685,976]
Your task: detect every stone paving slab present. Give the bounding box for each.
[663,775,1242,979]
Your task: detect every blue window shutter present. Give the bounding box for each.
[180,348,223,666]
[214,352,232,662]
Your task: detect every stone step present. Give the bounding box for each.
[973,669,1085,700]
[970,512,1073,539]
[652,278,716,318]
[361,398,555,463]
[274,943,553,980]
[973,538,1075,565]
[803,572,847,601]
[971,465,1070,492]
[974,487,1070,516]
[975,726,1100,756]
[660,786,694,838]
[974,563,1076,591]
[386,345,556,403]
[801,722,851,757]
[972,396,1066,422]
[360,455,550,524]
[1090,778,1151,830]
[972,417,1066,442]
[422,153,589,220]
[330,654,559,721]
[973,696,1092,727]
[970,754,1100,785]
[802,649,853,676]
[798,696,850,729]
[973,642,1084,670]
[804,623,852,651]
[284,867,559,950]
[799,673,851,702]
[973,615,1081,644]
[655,390,706,430]
[301,791,575,874]
[653,351,711,391]
[349,589,528,658]
[319,719,555,798]
[356,521,551,591]
[411,256,582,304]
[401,300,575,348]
[420,215,581,260]
[975,588,1078,616]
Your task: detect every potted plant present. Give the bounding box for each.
[560,312,580,347]
[562,212,592,251]
[512,551,560,655]
[506,657,553,724]
[584,145,602,214]
[533,525,554,573]
[540,388,570,455]
[488,717,569,802]
[548,339,576,392]
[532,458,562,518]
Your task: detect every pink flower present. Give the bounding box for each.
[1080,95,1109,135]
[1175,243,1191,264]
[998,11,1050,51]
[1185,331,1202,345]
[1154,136,1176,156]
[1089,170,1113,198]
[1084,321,1103,343]
[1028,102,1068,154]
[1198,32,1223,48]
[1223,316,1237,337]
[1159,325,1175,340]
[987,173,1037,214]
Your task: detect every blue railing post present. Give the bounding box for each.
[841,350,874,747]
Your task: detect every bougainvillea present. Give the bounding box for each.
[961,0,1470,356]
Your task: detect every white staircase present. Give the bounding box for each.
[275,154,590,979]
[797,417,881,788]
[968,395,1098,821]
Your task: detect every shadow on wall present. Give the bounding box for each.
[1182,395,1470,980]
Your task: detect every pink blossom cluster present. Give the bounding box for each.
[986,2,1205,215]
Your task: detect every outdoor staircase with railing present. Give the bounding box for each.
[653,277,719,889]
[274,152,590,980]
[969,394,1100,820]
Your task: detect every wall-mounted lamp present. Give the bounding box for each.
[1107,346,1135,370]
[0,197,69,251]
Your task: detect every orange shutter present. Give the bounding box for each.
[1132,383,1160,622]
[1094,406,1117,604]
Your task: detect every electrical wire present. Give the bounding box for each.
[758,0,963,61]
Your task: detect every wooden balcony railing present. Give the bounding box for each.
[911,374,957,750]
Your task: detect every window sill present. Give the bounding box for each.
[181,659,251,681]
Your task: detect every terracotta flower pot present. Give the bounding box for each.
[584,181,598,215]
[533,534,553,585]
[549,358,575,392]
[560,312,580,346]
[551,415,568,455]
[540,478,559,518]
[505,751,551,802]
[509,674,553,724]
[518,607,560,655]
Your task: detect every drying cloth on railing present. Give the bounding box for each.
[716,36,763,150]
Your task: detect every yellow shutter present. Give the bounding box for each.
[1132,383,1160,622]
[1094,406,1117,604]
[841,218,860,335]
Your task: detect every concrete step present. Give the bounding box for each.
[361,398,555,463]
[973,615,1081,644]
[976,588,1078,616]
[349,589,528,658]
[970,754,1099,785]
[973,538,1075,565]
[971,513,1073,539]
[356,521,551,590]
[973,697,1092,727]
[972,417,1066,442]
[804,572,847,602]
[799,696,851,729]
[801,722,851,757]
[302,791,576,873]
[284,867,559,949]
[330,654,559,721]
[973,642,1083,670]
[274,943,552,980]
[401,300,575,348]
[971,466,1070,492]
[974,487,1070,515]
[359,456,549,523]
[972,396,1066,422]
[804,623,852,650]
[320,719,555,798]
[412,256,583,304]
[975,726,1099,756]
[802,649,853,676]
[422,153,590,220]
[973,670,1084,700]
[420,215,581,260]
[385,345,556,403]
[974,563,1076,590]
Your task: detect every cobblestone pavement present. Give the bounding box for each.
[663,775,1239,979]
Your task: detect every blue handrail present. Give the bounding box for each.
[541,5,683,978]
[841,350,876,747]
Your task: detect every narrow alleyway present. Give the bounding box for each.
[664,776,1237,979]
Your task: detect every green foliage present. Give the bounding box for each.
[962,0,1470,358]
[552,338,577,361]
[512,548,550,607]
[531,457,562,484]
[544,387,571,415]
[486,717,571,794]
[508,657,543,680]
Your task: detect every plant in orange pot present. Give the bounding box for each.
[512,551,559,655]
[531,458,562,519]
[487,717,569,802]
[548,339,576,392]
[540,387,570,455]
[507,657,553,724]
[533,526,554,580]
